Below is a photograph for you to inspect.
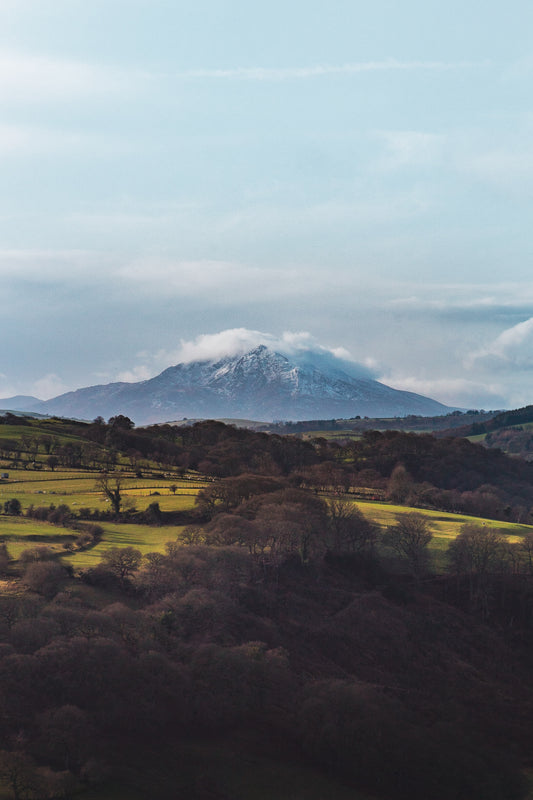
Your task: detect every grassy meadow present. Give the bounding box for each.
[0,517,186,565]
[354,498,529,571]
[1,467,531,574]
[0,469,207,513]
[62,522,187,568]
[1,414,532,576]
[0,449,209,568]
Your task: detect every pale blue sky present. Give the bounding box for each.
[1,1,533,409]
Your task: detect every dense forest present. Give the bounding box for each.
[0,541,532,799]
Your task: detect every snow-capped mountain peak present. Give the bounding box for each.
[22,345,450,423]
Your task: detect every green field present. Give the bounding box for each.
[0,516,185,562]
[355,498,529,538]
[2,489,530,576]
[0,517,69,559]
[0,422,87,445]
[301,429,363,441]
[62,522,186,568]
[355,499,529,571]
[2,456,532,576]
[0,466,205,567]
[0,469,208,515]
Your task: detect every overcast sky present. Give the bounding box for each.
[1,0,533,410]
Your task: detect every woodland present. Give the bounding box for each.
[0,414,533,798]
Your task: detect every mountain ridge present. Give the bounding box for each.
[1,345,450,423]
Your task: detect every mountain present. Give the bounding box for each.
[0,395,42,412]
[13,345,450,424]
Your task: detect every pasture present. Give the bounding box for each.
[0,464,206,568]
[1,489,530,576]
[1,454,532,577]
[63,522,186,568]
[355,499,530,571]
[0,468,208,515]
[0,516,185,564]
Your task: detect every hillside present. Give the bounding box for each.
[0,548,531,800]
[2,413,533,522]
[439,404,533,438]
[438,404,533,460]
[1,415,533,798]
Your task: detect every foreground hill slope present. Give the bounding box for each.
[18,346,449,424]
[1,415,533,797]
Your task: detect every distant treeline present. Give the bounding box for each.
[264,408,498,434]
[439,404,533,438]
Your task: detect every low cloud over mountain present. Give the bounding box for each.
[3,334,450,424]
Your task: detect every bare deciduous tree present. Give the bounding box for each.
[95,472,123,515]
[326,497,377,555]
[447,524,510,616]
[382,513,432,580]
[101,546,142,585]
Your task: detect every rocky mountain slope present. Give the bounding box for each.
[2,346,450,423]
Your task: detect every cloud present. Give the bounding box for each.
[390,295,502,310]
[110,328,376,384]
[503,55,533,82]
[0,50,133,103]
[468,317,533,371]
[116,257,316,301]
[0,253,276,309]
[31,374,69,400]
[380,374,506,409]
[377,131,445,170]
[118,258,246,291]
[115,365,155,383]
[0,123,122,158]
[463,148,533,193]
[173,329,334,363]
[173,328,365,365]
[387,287,533,321]
[374,123,533,197]
[0,373,70,402]
[0,378,18,400]
[174,329,274,363]
[0,50,483,112]
[118,258,287,301]
[0,249,114,282]
[175,59,483,81]
[210,190,433,243]
[448,121,533,195]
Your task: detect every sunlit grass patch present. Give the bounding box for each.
[0,469,97,484]
[352,499,530,573]
[356,499,531,536]
[0,517,73,559]
[61,522,185,568]
[0,513,185,566]
[0,471,205,513]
